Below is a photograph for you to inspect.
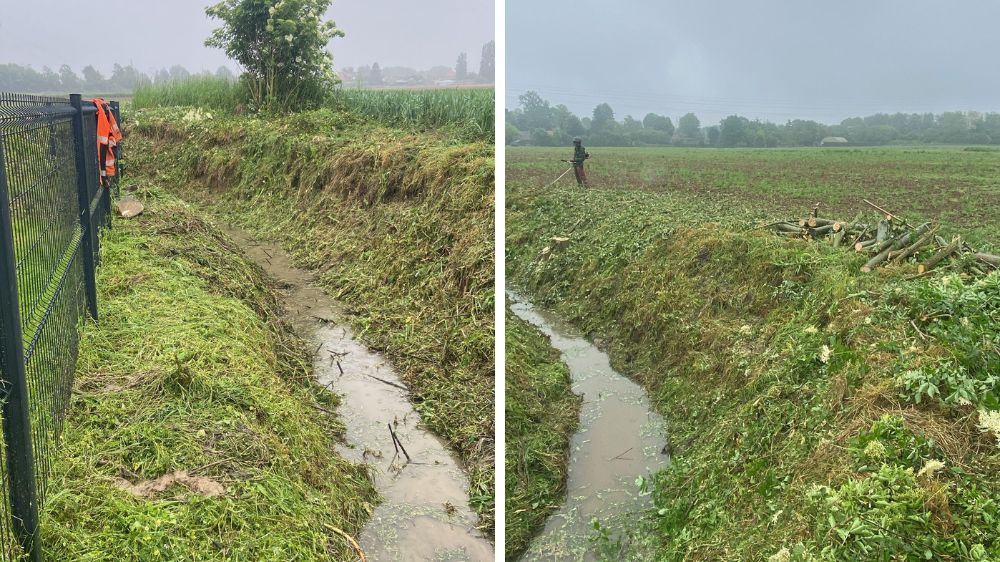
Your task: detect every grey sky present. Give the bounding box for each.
[0,0,494,75]
[507,0,1000,125]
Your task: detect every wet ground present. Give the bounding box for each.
[223,225,493,562]
[509,294,670,561]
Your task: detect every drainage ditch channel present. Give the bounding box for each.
[224,225,493,562]
[508,293,670,561]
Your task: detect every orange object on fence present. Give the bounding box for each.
[91,98,122,179]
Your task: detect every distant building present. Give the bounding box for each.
[820,136,849,146]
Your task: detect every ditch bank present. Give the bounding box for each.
[129,107,495,531]
[508,294,668,561]
[41,189,376,560]
[507,185,1000,560]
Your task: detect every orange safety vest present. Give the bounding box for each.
[91,98,122,179]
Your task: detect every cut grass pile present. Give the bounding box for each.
[507,182,1000,560]
[128,106,496,533]
[504,307,580,560]
[41,185,376,560]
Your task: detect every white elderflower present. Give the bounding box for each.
[819,344,831,364]
[978,410,1000,447]
[768,548,791,562]
[917,459,945,478]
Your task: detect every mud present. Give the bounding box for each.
[223,225,493,562]
[509,293,669,561]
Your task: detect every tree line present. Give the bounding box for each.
[0,62,236,94]
[506,91,1000,147]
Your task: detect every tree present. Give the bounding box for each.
[81,65,105,88]
[169,65,191,81]
[369,62,383,86]
[58,65,81,90]
[592,103,615,131]
[456,52,468,81]
[706,125,720,146]
[623,115,643,132]
[479,40,495,83]
[675,112,701,145]
[215,65,237,81]
[718,114,749,147]
[506,122,521,145]
[643,113,674,136]
[206,0,344,110]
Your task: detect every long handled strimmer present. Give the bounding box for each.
[544,161,576,188]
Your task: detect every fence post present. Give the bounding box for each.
[0,131,43,561]
[70,94,99,320]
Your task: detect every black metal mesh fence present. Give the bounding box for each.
[0,92,113,561]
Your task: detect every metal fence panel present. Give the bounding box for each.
[0,92,114,561]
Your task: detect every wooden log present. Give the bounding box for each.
[807,217,837,227]
[855,239,877,252]
[876,220,890,244]
[918,236,961,274]
[774,223,802,234]
[810,225,835,237]
[861,226,927,272]
[833,212,864,248]
[975,252,1000,268]
[849,225,872,248]
[892,227,938,263]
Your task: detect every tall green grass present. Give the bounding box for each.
[133,76,494,141]
[133,77,241,112]
[330,87,494,142]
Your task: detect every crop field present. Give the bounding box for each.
[506,146,999,559]
[134,77,494,142]
[508,146,1000,245]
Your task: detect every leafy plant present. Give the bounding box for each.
[205,0,343,111]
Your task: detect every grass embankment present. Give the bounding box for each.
[133,77,494,142]
[504,309,580,560]
[507,146,1000,244]
[507,184,1000,560]
[128,107,496,532]
[41,186,376,560]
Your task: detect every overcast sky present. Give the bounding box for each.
[0,0,494,75]
[507,0,1000,125]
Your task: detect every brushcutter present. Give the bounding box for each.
[544,164,575,188]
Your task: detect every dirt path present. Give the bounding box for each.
[509,293,670,561]
[223,225,493,562]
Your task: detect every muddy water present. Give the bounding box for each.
[508,294,669,561]
[223,225,493,562]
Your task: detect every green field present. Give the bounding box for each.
[506,146,1000,559]
[508,145,1000,246]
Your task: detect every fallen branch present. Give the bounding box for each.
[323,524,367,562]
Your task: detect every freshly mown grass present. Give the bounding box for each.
[132,77,494,142]
[506,182,1000,560]
[41,185,376,560]
[504,307,580,560]
[508,145,1000,245]
[128,106,496,534]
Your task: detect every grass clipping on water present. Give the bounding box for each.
[42,186,376,560]
[504,307,580,560]
[129,107,496,532]
[507,184,1000,560]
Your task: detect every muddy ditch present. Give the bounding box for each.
[508,293,670,560]
[223,225,492,561]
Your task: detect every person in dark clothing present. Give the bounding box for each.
[570,137,590,187]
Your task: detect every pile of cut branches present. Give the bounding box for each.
[767,199,999,276]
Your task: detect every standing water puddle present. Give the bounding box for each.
[224,225,493,562]
[509,293,669,561]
